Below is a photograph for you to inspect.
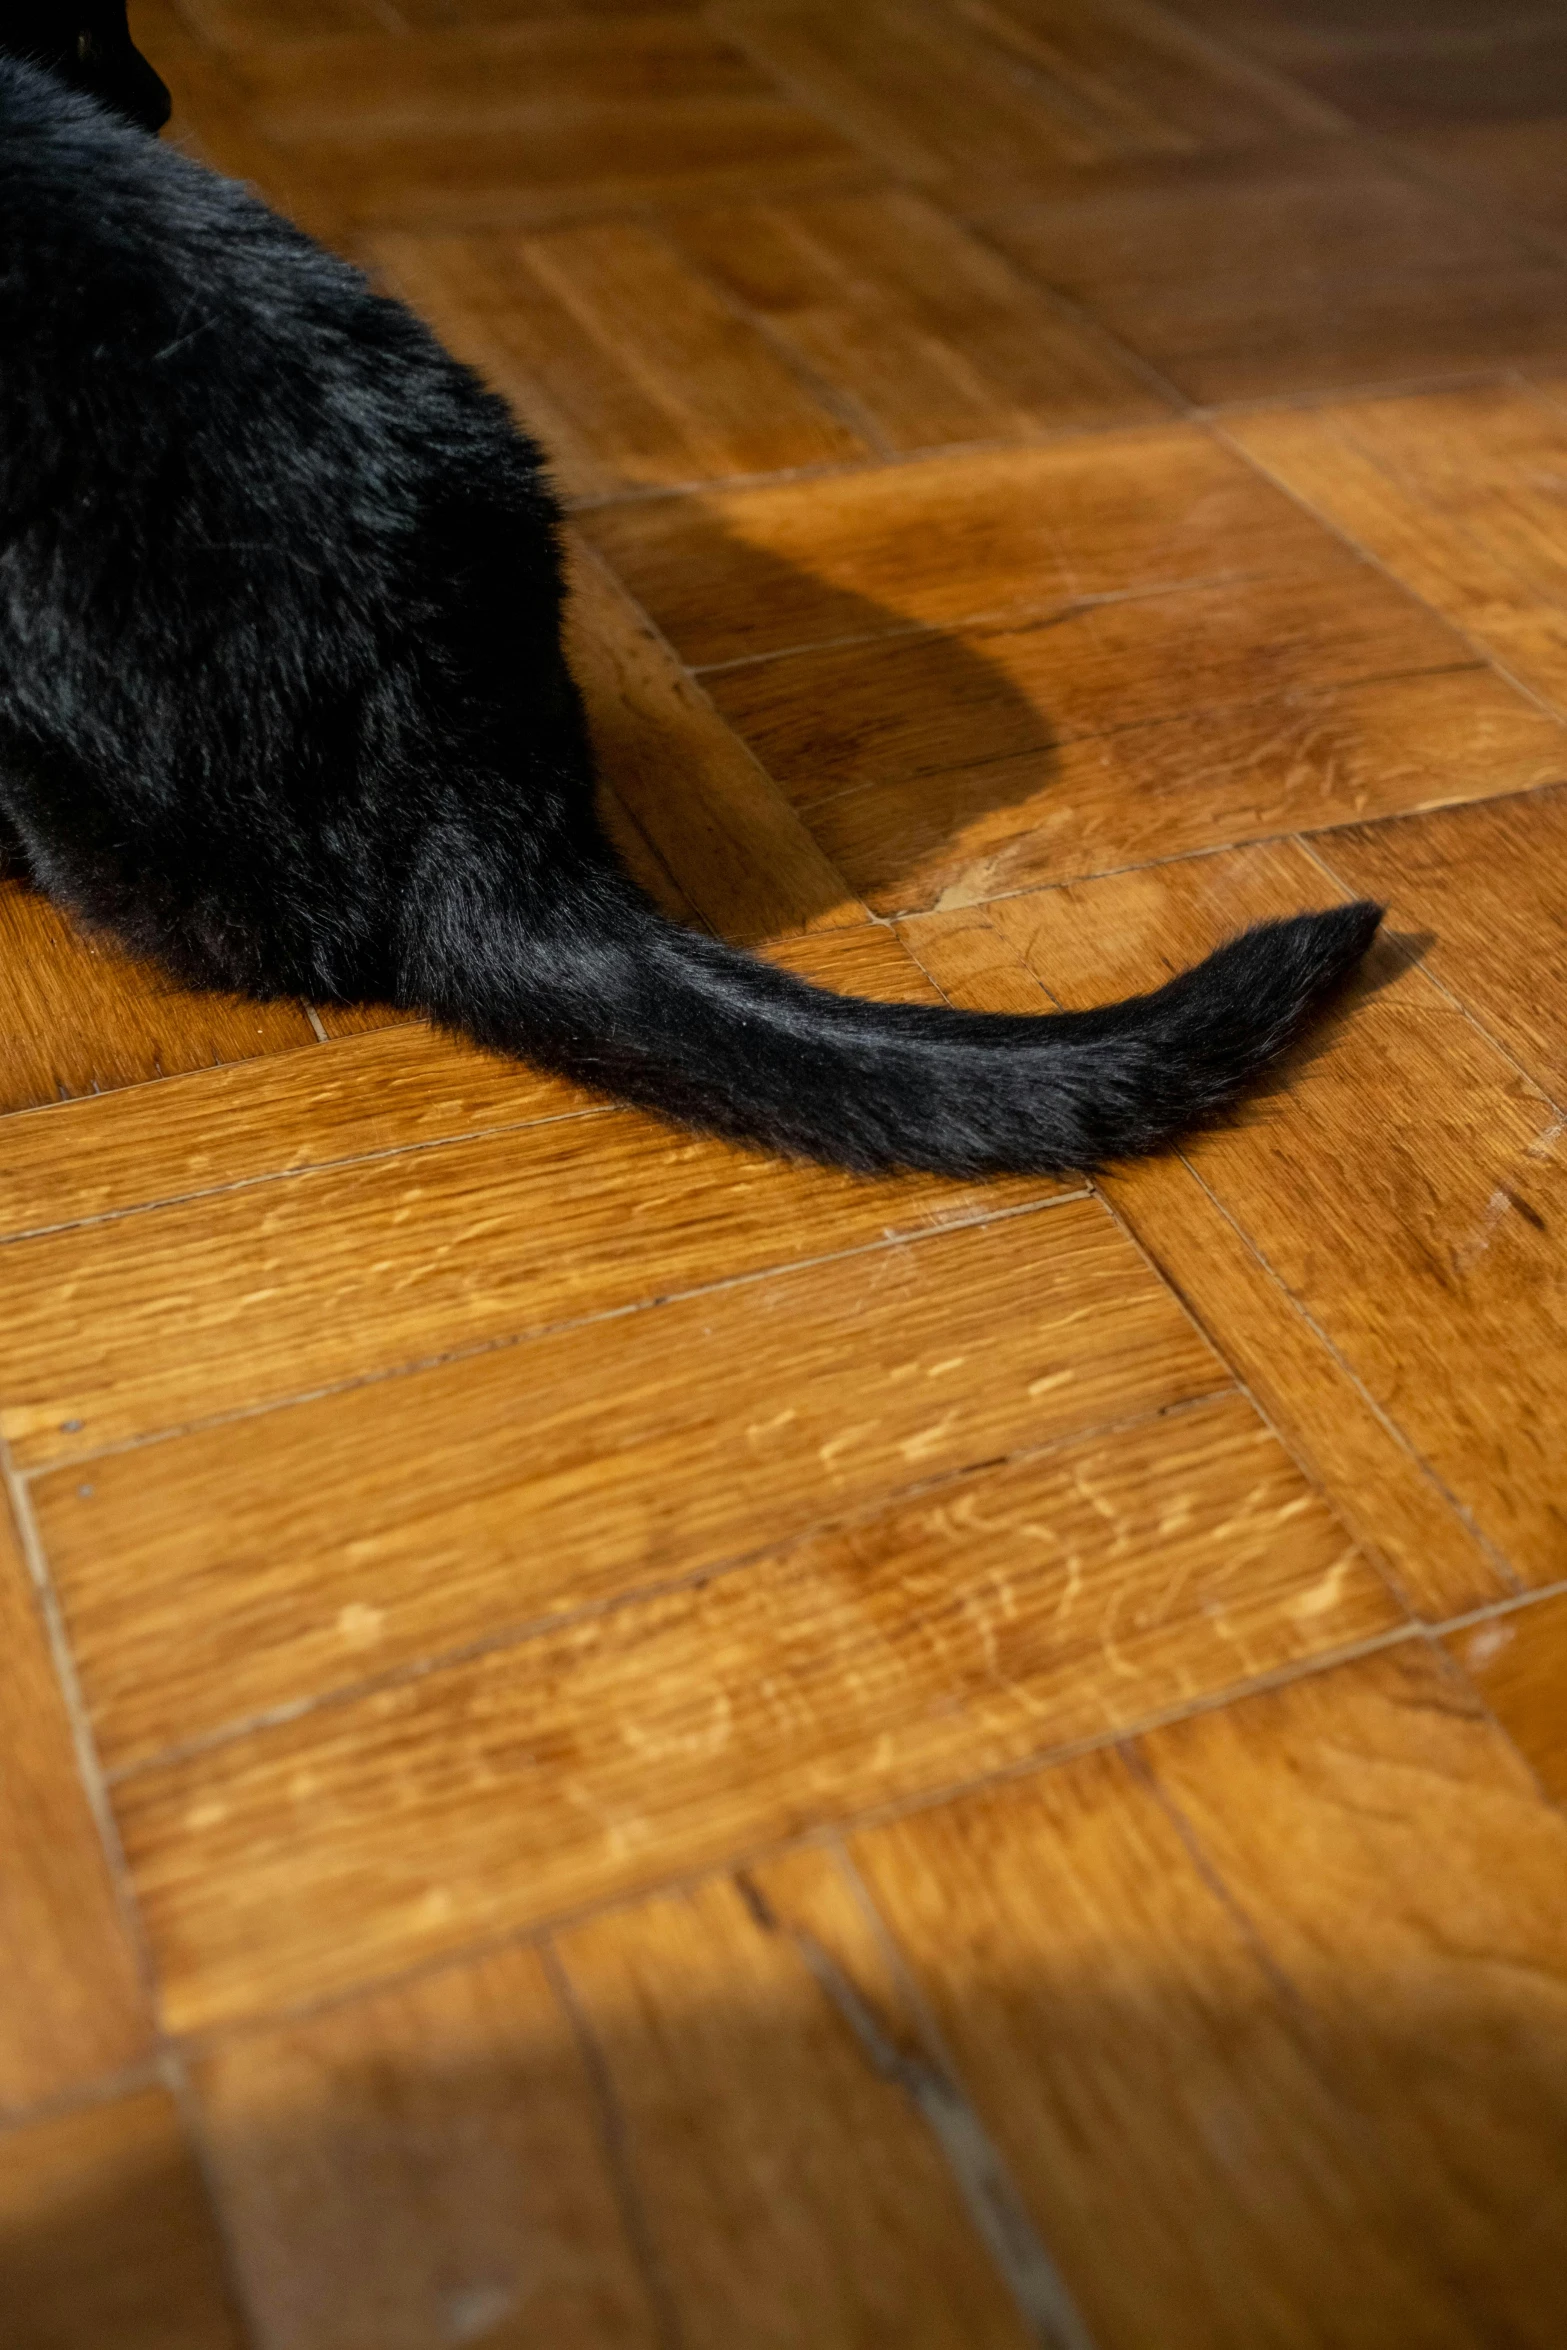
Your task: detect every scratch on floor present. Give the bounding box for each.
[736,1872,1098,2350]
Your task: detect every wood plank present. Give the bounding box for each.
[944,839,1567,1591]
[1398,118,1567,245]
[666,187,1168,451]
[1287,25,1567,126]
[577,425,1352,669]
[951,0,1344,140]
[740,1831,1094,2350]
[849,1746,1409,2350]
[714,0,1333,203]
[1095,271,1567,403]
[0,1026,581,1245]
[707,561,1470,807]
[38,1199,1222,1773]
[704,569,1528,913]
[1100,1153,1504,1620]
[219,20,866,232]
[718,0,1130,190]
[1447,1590,1567,1805]
[370,219,865,499]
[0,883,317,1119]
[834,667,1561,913]
[175,0,395,39]
[33,1203,1212,1767]
[1314,783,1567,1104]
[311,998,417,1038]
[191,1945,659,2349]
[1158,0,1560,70]
[110,1376,1393,2028]
[287,125,867,239]
[0,2088,243,2350]
[176,0,705,38]
[402,0,705,20]
[894,898,1529,1621]
[984,141,1532,313]
[0,928,928,1240]
[0,1492,151,2114]
[853,1644,1567,2349]
[0,931,1049,1471]
[985,143,1567,398]
[563,536,866,942]
[231,18,803,131]
[553,1867,1034,2349]
[1226,384,1567,708]
[592,779,700,925]
[1141,1647,1567,2336]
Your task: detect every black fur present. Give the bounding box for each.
[0,48,1381,1176]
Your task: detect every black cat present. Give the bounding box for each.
[0,24,1380,1175]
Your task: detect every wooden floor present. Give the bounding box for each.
[5,1,1567,2342]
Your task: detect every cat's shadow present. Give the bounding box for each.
[575,496,1424,1019]
[575,491,1065,942]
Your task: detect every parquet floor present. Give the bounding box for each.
[4,2,1567,2342]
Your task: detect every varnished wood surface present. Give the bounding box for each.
[4,0,1566,2340]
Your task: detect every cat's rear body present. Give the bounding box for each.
[0,50,1380,1175]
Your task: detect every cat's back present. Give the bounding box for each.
[0,55,345,388]
[0,54,530,537]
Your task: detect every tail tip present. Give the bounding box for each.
[1324,897,1385,960]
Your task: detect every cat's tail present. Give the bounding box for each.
[403,847,1380,1176]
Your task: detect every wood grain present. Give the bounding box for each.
[1157,0,1550,69]
[0,933,1050,1470]
[1118,273,1567,402]
[39,1200,1219,1772]
[826,667,1562,912]
[667,187,1167,450]
[554,1868,1034,2349]
[1315,783,1567,1103]
[578,424,1350,669]
[1398,117,1567,244]
[984,141,1527,313]
[563,536,866,941]
[0,1024,581,1244]
[174,0,395,40]
[230,20,776,134]
[704,563,1524,912]
[1141,1646,1567,2339]
[853,1644,1567,2349]
[1447,1591,1567,1806]
[1285,23,1567,126]
[853,1745,1435,2350]
[0,883,317,1119]
[0,2088,243,2350]
[707,560,1472,805]
[192,1944,659,2349]
[0,1492,151,2114]
[110,1377,1391,2028]
[714,0,1332,202]
[217,20,867,232]
[986,143,1567,398]
[966,840,1567,1589]
[1227,384,1567,708]
[371,219,865,498]
[897,898,1514,1616]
